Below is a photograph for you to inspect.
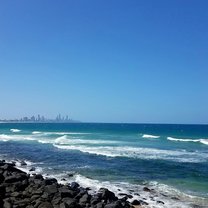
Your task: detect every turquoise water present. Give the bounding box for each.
[0,123,208,207]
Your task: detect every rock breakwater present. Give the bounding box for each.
[0,160,143,208]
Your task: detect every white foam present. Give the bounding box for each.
[54,135,118,145]
[43,132,91,135]
[10,129,21,133]
[53,144,207,163]
[142,134,160,139]
[167,137,208,146]
[32,131,42,134]
[0,134,36,142]
[199,139,208,145]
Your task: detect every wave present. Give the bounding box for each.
[32,131,42,134]
[53,144,207,163]
[10,129,21,133]
[0,134,36,142]
[142,134,160,139]
[53,135,118,145]
[43,132,91,135]
[167,137,208,146]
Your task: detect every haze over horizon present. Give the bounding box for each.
[0,1,208,124]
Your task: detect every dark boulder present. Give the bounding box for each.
[70,182,79,190]
[99,188,117,202]
[44,184,58,196]
[43,178,57,186]
[143,187,151,192]
[59,186,76,198]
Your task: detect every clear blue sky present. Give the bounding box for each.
[0,0,208,123]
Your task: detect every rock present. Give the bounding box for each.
[143,187,151,192]
[62,198,78,208]
[67,173,74,177]
[95,202,104,208]
[44,184,58,195]
[5,173,27,183]
[38,202,53,208]
[157,200,165,204]
[3,200,12,208]
[104,201,122,208]
[79,193,91,205]
[171,196,180,200]
[29,167,36,172]
[99,188,117,202]
[59,186,76,198]
[33,174,44,180]
[43,178,57,185]
[131,200,141,205]
[70,182,79,189]
[52,193,62,205]
[20,161,27,166]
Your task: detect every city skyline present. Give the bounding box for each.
[0,114,77,123]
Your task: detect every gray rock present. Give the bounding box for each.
[59,186,75,198]
[44,184,58,195]
[79,193,91,204]
[38,202,53,208]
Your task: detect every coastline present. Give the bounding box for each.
[0,160,147,208]
[0,159,206,208]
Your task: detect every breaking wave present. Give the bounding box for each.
[53,135,118,145]
[142,134,160,139]
[53,144,207,163]
[10,129,21,133]
[167,137,208,146]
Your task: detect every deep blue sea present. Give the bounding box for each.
[0,123,208,207]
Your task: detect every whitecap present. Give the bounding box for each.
[0,134,36,142]
[200,139,208,145]
[32,131,42,134]
[53,144,207,163]
[142,134,160,139]
[167,137,208,146]
[10,129,21,133]
[54,135,118,145]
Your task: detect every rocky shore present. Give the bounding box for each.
[0,160,147,208]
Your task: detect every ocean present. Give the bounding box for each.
[0,123,207,207]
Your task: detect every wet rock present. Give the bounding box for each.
[43,178,57,186]
[131,200,141,205]
[20,161,27,166]
[171,196,180,200]
[99,188,117,202]
[157,200,165,204]
[29,167,36,172]
[70,182,79,189]
[143,187,151,192]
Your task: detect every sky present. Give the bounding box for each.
[0,0,208,124]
